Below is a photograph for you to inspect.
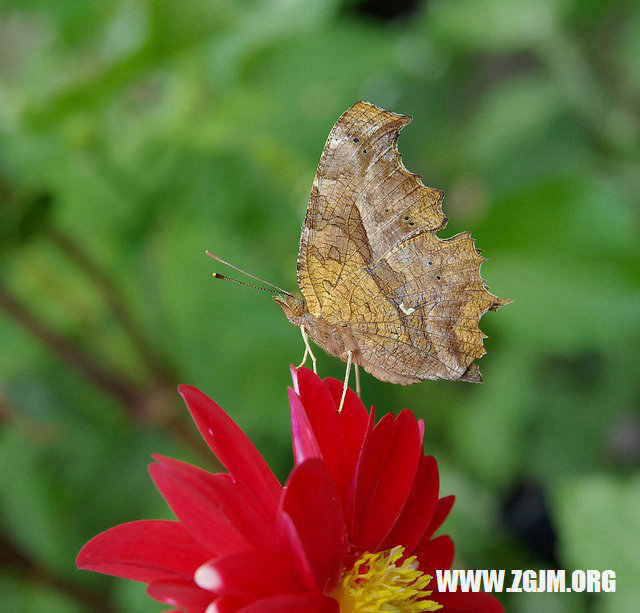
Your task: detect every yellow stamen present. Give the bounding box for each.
[335,546,441,612]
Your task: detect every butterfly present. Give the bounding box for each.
[271,101,509,401]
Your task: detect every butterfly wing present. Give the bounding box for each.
[297,101,507,384]
[347,231,508,383]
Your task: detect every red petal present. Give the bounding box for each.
[237,593,338,613]
[147,579,213,608]
[418,535,505,613]
[435,591,505,613]
[350,411,393,534]
[323,377,370,501]
[276,510,317,592]
[152,456,275,550]
[178,385,281,512]
[149,461,251,556]
[379,455,439,555]
[206,595,248,613]
[195,548,301,599]
[417,418,426,446]
[323,376,368,426]
[343,405,376,530]
[417,495,455,548]
[289,369,346,492]
[288,388,322,464]
[280,459,345,593]
[415,534,455,577]
[352,410,422,550]
[76,520,210,583]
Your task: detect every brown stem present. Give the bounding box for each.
[47,228,177,383]
[0,284,215,462]
[0,395,9,425]
[0,283,140,409]
[0,532,117,613]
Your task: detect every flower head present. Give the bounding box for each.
[77,369,503,612]
[289,367,503,612]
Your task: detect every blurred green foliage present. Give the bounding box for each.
[0,0,639,611]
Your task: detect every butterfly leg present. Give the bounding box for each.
[297,325,317,374]
[338,350,353,413]
[355,363,361,398]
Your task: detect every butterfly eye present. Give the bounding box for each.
[403,216,409,221]
[436,275,442,280]
[353,137,359,143]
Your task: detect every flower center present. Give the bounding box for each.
[334,546,441,612]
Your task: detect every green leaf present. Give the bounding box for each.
[555,474,640,613]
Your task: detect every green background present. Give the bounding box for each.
[1,0,639,611]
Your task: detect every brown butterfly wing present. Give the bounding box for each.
[297,101,508,384]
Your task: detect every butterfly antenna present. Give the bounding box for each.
[212,273,285,294]
[206,250,293,296]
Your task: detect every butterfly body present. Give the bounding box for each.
[275,294,359,357]
[276,101,509,385]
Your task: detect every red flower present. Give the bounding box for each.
[77,369,503,612]
[289,366,503,612]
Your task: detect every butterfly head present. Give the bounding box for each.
[273,294,308,326]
